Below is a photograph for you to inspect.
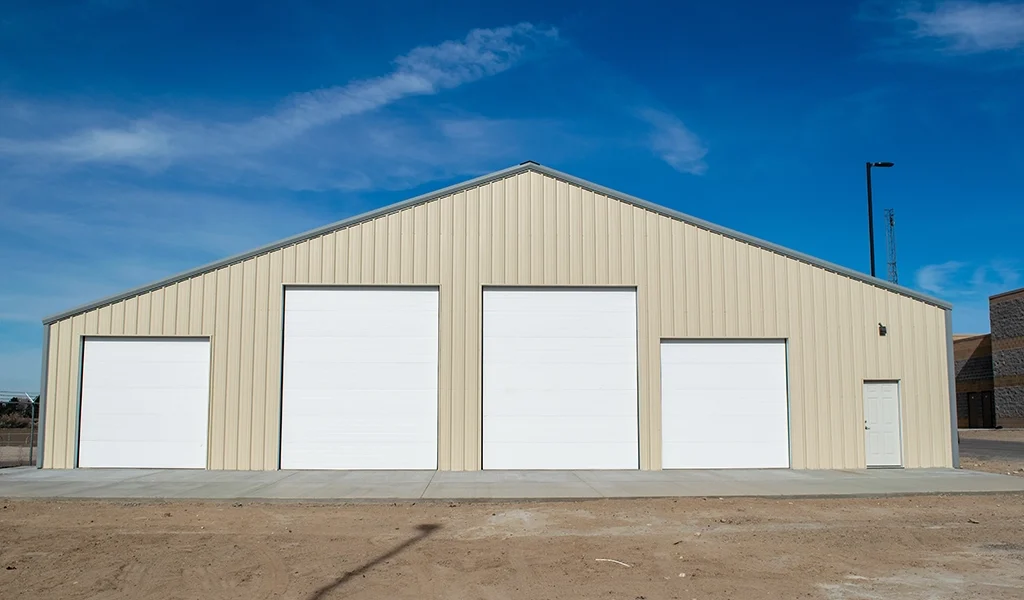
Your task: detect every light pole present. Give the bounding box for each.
[866,161,894,277]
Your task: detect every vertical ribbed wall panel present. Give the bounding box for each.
[463,189,481,469]
[929,309,949,463]
[222,263,243,467]
[109,302,125,335]
[148,288,163,335]
[264,250,284,468]
[250,254,270,467]
[210,267,230,468]
[95,306,110,333]
[437,193,454,470]
[42,170,952,470]
[66,315,85,462]
[237,259,257,468]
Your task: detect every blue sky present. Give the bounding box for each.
[2,0,1023,392]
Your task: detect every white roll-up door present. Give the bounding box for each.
[661,340,790,469]
[482,288,639,470]
[280,288,439,470]
[78,338,211,469]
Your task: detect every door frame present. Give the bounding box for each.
[277,284,442,470]
[75,335,213,469]
[479,285,641,470]
[863,379,904,468]
[658,338,792,469]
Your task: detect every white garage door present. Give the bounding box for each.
[281,288,439,470]
[483,289,639,470]
[661,340,790,469]
[78,338,210,469]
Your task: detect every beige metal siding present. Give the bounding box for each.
[42,171,952,470]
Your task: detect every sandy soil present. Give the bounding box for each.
[0,448,32,469]
[959,429,1024,477]
[1,494,1022,600]
[961,456,1024,477]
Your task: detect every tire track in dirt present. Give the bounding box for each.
[193,539,289,600]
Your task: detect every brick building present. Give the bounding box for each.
[954,334,994,427]
[991,287,1024,427]
[954,287,1024,428]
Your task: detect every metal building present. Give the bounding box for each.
[954,287,1024,429]
[37,163,958,471]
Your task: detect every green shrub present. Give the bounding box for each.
[0,414,31,428]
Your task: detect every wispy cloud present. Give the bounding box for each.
[0,20,706,392]
[865,1,1024,62]
[915,259,1020,331]
[901,1,1024,53]
[0,23,559,186]
[0,181,332,324]
[915,260,967,294]
[636,108,708,175]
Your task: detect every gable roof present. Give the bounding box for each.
[42,161,951,324]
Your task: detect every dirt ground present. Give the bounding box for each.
[959,429,1024,477]
[0,447,32,469]
[1,494,1022,600]
[961,457,1024,477]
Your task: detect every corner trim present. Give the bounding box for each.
[73,336,85,468]
[35,324,50,468]
[945,309,960,468]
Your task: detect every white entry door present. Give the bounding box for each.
[280,288,439,470]
[78,338,211,469]
[660,340,790,469]
[482,288,639,470]
[864,381,902,467]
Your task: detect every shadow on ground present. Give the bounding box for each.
[307,523,441,600]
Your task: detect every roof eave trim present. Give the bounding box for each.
[42,162,951,324]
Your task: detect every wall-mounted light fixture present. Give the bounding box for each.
[878,323,887,336]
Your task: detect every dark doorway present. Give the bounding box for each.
[966,391,995,428]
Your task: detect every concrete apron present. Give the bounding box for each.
[1,468,1023,502]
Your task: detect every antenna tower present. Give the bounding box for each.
[884,208,898,284]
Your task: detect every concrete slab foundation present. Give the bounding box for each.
[1,468,1022,501]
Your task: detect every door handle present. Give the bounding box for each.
[864,421,870,430]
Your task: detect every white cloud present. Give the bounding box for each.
[864,0,1024,62]
[0,19,711,393]
[915,259,1019,296]
[900,1,1024,53]
[0,181,332,324]
[0,23,559,178]
[915,260,966,293]
[0,180,336,396]
[53,124,173,162]
[636,108,708,175]
[914,259,1020,332]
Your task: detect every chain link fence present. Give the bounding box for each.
[0,393,39,467]
[0,427,37,467]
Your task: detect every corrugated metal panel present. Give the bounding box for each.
[42,171,952,470]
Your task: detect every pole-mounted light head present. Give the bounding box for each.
[871,162,895,168]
